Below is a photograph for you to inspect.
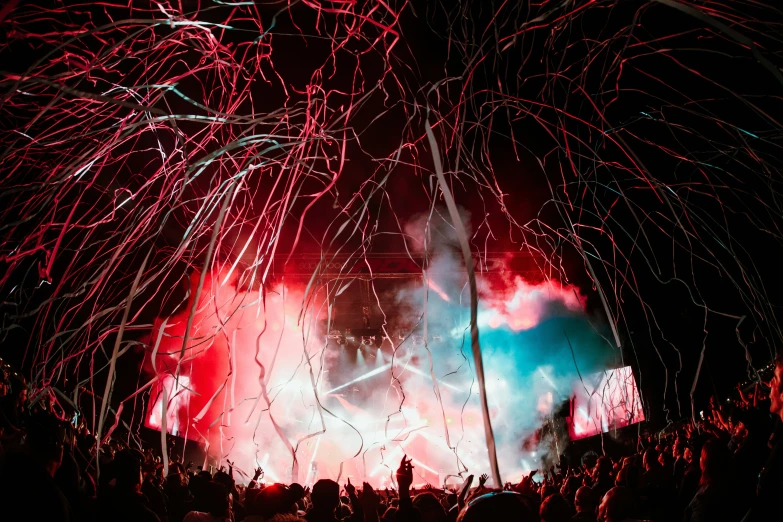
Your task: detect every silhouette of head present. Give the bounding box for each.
[597,487,635,522]
[311,479,340,512]
[539,493,573,522]
[457,491,538,522]
[413,491,446,522]
[202,481,231,518]
[25,411,66,476]
[111,449,144,491]
[574,486,596,514]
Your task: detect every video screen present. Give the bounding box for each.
[568,366,644,440]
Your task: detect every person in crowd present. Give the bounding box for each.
[572,486,597,522]
[393,456,422,522]
[613,465,636,492]
[306,479,351,522]
[0,409,72,521]
[142,462,169,520]
[246,482,305,521]
[671,439,686,487]
[214,462,246,521]
[678,444,700,512]
[597,487,646,522]
[98,448,160,522]
[655,450,672,478]
[166,462,194,522]
[639,449,666,489]
[684,439,742,522]
[539,493,573,522]
[182,481,233,522]
[590,457,614,500]
[540,483,557,502]
[381,506,397,522]
[411,491,447,522]
[743,353,783,520]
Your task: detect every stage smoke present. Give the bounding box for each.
[144,223,619,486]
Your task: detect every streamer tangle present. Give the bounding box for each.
[1,0,781,484]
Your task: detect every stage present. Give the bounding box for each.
[143,253,642,487]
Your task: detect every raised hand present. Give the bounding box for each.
[360,482,380,521]
[396,456,414,492]
[516,475,535,495]
[345,477,357,496]
[478,473,489,487]
[253,467,264,480]
[423,483,433,491]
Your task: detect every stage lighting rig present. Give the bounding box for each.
[327,329,346,345]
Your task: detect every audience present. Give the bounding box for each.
[0,355,782,522]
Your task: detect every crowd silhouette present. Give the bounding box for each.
[1,355,782,521]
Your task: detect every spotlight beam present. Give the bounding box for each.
[324,363,393,394]
[406,366,463,392]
